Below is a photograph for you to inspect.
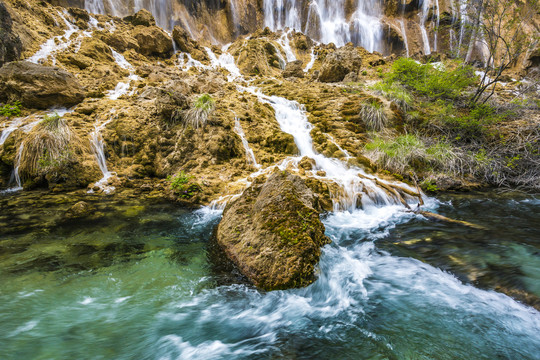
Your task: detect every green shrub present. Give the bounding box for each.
[0,101,22,118]
[385,58,474,99]
[371,82,412,110]
[168,171,201,199]
[443,103,503,138]
[364,134,459,174]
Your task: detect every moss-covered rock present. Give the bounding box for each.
[216,170,331,290]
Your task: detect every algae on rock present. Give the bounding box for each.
[216,171,331,291]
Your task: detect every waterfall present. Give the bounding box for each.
[433,0,440,52]
[107,48,140,99]
[0,117,25,146]
[242,86,420,211]
[205,45,242,82]
[89,115,115,194]
[276,30,297,62]
[263,0,384,52]
[419,0,431,55]
[4,143,24,193]
[304,48,316,72]
[27,10,79,65]
[234,117,261,168]
[398,19,409,58]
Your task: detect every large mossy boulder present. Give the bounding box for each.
[0,1,22,66]
[132,26,173,58]
[216,171,331,290]
[318,43,362,82]
[0,61,85,109]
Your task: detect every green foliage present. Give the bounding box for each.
[371,82,412,110]
[360,99,387,131]
[385,58,474,99]
[168,171,201,199]
[420,179,439,193]
[193,94,215,111]
[443,103,504,139]
[364,134,459,174]
[0,101,22,118]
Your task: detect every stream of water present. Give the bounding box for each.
[0,191,538,359]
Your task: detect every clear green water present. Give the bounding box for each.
[0,192,539,359]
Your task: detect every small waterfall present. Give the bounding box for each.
[27,10,79,65]
[234,117,261,168]
[276,30,296,62]
[419,0,431,55]
[0,117,25,146]
[89,115,115,194]
[178,53,209,71]
[107,48,140,99]
[5,143,24,193]
[242,86,420,211]
[457,0,468,57]
[304,48,316,72]
[433,0,440,52]
[398,19,409,57]
[205,45,242,82]
[263,0,384,52]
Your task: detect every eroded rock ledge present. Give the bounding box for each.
[216,170,331,290]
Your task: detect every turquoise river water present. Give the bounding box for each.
[0,191,539,359]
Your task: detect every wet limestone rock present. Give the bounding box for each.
[0,1,22,66]
[216,171,331,290]
[0,61,85,109]
[318,43,362,83]
[172,26,208,62]
[124,9,156,27]
[282,60,304,78]
[132,26,173,58]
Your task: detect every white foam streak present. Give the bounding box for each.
[234,118,261,168]
[89,114,115,194]
[27,10,79,65]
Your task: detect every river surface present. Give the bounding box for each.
[0,191,539,359]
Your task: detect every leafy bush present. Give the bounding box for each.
[385,58,474,99]
[360,99,387,131]
[0,101,22,118]
[371,82,412,110]
[183,94,215,129]
[443,103,504,139]
[168,171,201,199]
[364,134,459,174]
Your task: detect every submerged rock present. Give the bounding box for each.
[216,171,331,290]
[0,61,85,109]
[65,201,95,219]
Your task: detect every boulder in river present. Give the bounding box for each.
[216,171,331,290]
[0,61,85,109]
